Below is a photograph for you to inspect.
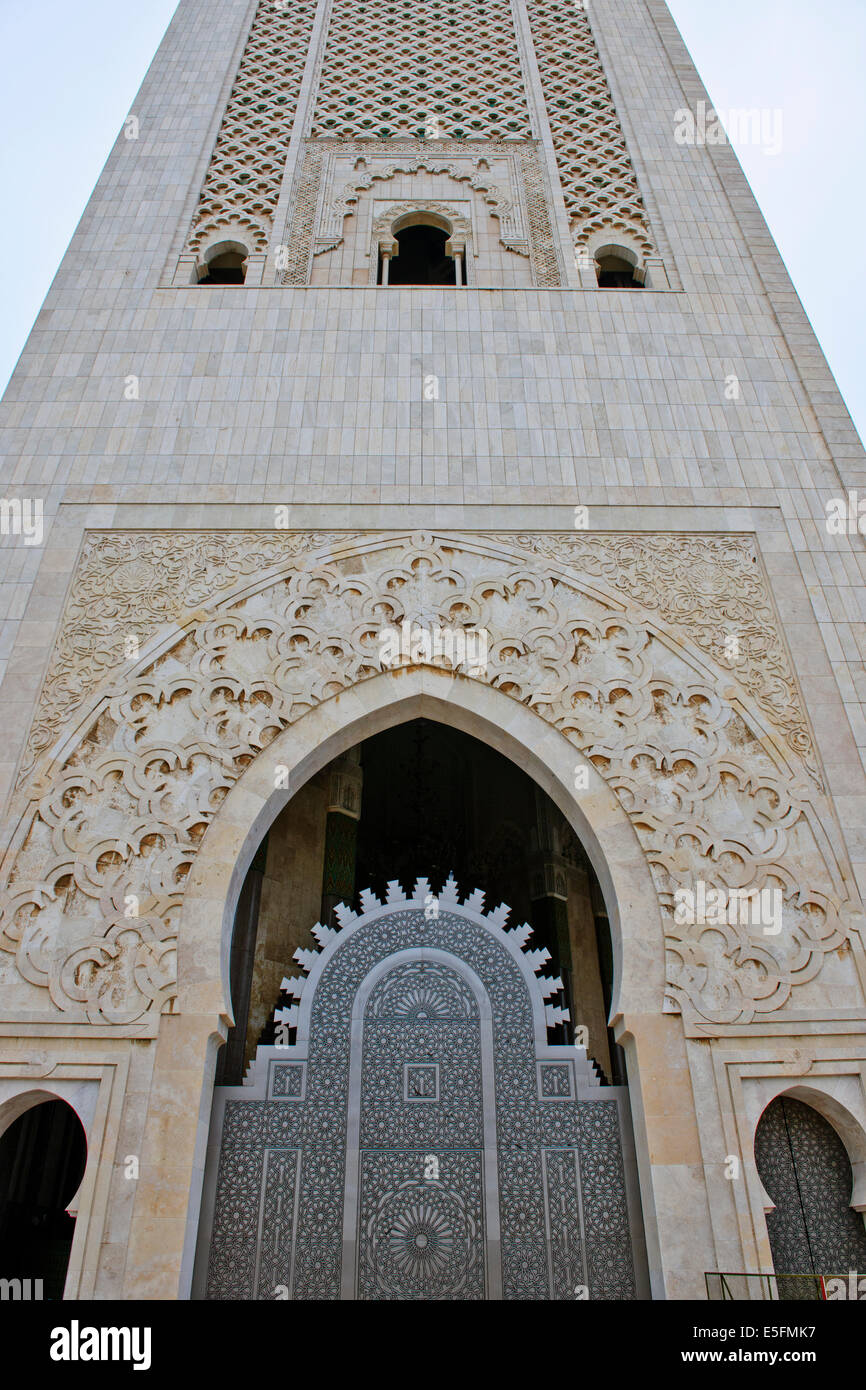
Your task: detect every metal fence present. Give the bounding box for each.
[705,1271,854,1301]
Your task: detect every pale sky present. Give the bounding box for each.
[0,0,863,445]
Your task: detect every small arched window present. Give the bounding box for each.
[380,223,457,286]
[197,240,249,285]
[596,252,643,289]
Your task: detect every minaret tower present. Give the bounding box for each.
[1,0,865,1303]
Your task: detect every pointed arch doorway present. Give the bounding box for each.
[191,712,651,1299]
[0,1096,87,1299]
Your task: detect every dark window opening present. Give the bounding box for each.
[383,224,456,286]
[0,1099,87,1298]
[199,250,246,285]
[597,254,642,288]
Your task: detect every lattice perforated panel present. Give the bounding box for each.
[310,0,532,140]
[186,0,318,255]
[525,0,654,254]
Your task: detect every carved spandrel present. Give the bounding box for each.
[4,531,854,1028]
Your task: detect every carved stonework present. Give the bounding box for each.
[525,0,656,257]
[495,533,815,778]
[371,201,471,246]
[19,530,345,781]
[309,0,531,141]
[281,140,560,286]
[185,0,317,256]
[1,530,860,1028]
[313,153,529,259]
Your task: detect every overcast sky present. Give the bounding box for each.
[0,0,862,445]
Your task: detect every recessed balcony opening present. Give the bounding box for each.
[198,250,247,285]
[596,253,642,288]
[381,223,457,286]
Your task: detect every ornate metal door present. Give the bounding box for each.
[755,1096,866,1283]
[351,960,489,1299]
[195,878,647,1300]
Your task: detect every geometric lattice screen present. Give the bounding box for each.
[183,0,657,272]
[310,0,532,140]
[186,0,317,255]
[525,0,654,254]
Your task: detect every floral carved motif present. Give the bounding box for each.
[2,531,858,1028]
[281,141,559,285]
[495,533,816,779]
[19,531,345,782]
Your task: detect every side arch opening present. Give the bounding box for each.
[0,1095,87,1299]
[755,1093,866,1297]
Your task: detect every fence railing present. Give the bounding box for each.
[705,1271,858,1301]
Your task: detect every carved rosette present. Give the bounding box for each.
[1,530,859,1029]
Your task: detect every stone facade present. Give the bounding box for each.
[0,0,865,1301]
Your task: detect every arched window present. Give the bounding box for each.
[197,241,249,285]
[379,223,457,286]
[374,210,468,286]
[0,1097,87,1299]
[596,252,642,288]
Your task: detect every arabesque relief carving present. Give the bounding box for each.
[315,155,529,258]
[1,531,860,1029]
[281,141,560,286]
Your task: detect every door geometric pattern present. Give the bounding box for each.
[197,878,643,1299]
[755,1096,866,1282]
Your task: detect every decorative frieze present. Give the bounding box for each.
[1,531,858,1029]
